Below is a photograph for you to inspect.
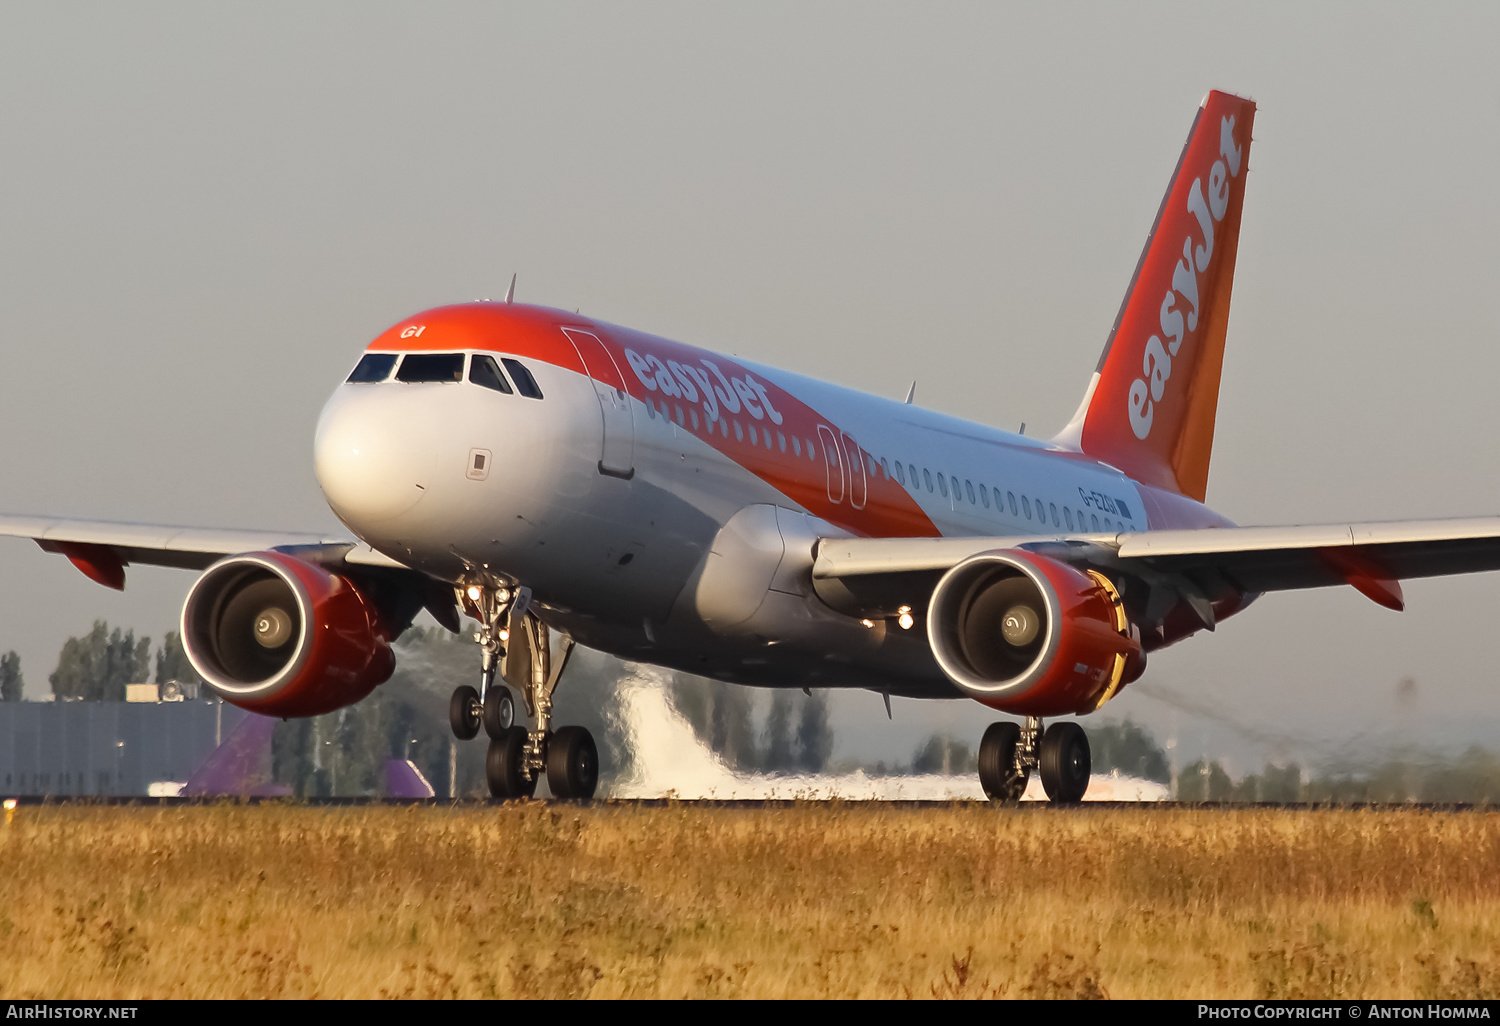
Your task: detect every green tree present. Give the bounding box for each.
[763,691,796,771]
[911,734,977,775]
[49,621,151,701]
[154,630,202,685]
[1088,719,1171,783]
[0,651,22,701]
[796,690,832,773]
[1177,759,1235,802]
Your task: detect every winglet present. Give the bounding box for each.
[904,381,916,405]
[505,273,516,304]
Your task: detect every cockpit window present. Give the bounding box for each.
[469,355,514,394]
[346,353,397,383]
[396,353,465,382]
[501,358,544,399]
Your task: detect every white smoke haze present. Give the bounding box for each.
[606,666,1167,801]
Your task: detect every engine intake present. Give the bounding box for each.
[182,552,395,718]
[927,549,1143,716]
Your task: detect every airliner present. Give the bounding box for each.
[6,90,1499,802]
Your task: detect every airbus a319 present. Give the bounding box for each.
[8,90,1498,801]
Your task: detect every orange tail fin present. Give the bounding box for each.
[1056,90,1255,503]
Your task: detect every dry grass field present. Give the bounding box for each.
[2,802,1499,999]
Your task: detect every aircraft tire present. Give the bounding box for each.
[449,685,481,741]
[978,721,1027,801]
[482,686,515,739]
[546,726,599,801]
[1039,722,1090,803]
[486,726,536,799]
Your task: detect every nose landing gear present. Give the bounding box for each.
[978,717,1092,803]
[447,580,599,801]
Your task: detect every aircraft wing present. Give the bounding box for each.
[0,513,408,584]
[811,517,1500,619]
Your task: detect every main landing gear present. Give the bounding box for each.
[978,717,1091,803]
[446,582,599,801]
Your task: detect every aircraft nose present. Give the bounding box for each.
[314,388,429,526]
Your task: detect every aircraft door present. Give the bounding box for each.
[841,433,867,510]
[562,328,635,479]
[817,424,845,504]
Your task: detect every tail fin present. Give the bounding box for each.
[1054,90,1255,503]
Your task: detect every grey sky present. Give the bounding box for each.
[2,3,1498,772]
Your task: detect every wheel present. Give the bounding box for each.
[978,721,1028,801]
[449,685,481,740]
[546,725,599,800]
[482,686,515,739]
[486,726,536,799]
[1038,722,1091,803]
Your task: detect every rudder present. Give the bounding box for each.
[1056,90,1255,503]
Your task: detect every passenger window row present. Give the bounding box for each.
[346,352,543,399]
[643,399,823,462]
[877,456,1123,534]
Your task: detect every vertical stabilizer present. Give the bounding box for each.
[1055,90,1255,502]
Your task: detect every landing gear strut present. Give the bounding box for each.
[978,717,1091,803]
[447,579,598,801]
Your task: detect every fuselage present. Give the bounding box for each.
[314,302,1233,697]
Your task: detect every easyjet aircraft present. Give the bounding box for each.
[6,90,1499,802]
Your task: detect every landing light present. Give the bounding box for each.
[466,585,483,602]
[498,629,509,642]
[897,605,914,631]
[860,618,875,629]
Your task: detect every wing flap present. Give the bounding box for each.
[811,517,1500,604]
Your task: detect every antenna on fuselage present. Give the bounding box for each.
[903,381,916,405]
[505,273,516,304]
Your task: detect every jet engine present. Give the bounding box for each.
[181,551,396,718]
[926,549,1144,716]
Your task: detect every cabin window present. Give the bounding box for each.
[469,355,514,394]
[1049,503,1059,526]
[734,420,744,442]
[1021,495,1031,519]
[1007,491,1017,515]
[965,480,976,504]
[396,353,464,382]
[894,462,905,486]
[980,485,990,509]
[690,409,699,430]
[1064,507,1075,530]
[923,469,934,492]
[500,358,543,399]
[778,432,787,453]
[937,474,948,497]
[1091,513,1100,531]
[347,353,397,383]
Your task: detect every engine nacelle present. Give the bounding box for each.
[926,549,1144,716]
[182,551,395,718]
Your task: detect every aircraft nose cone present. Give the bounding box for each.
[314,389,428,526]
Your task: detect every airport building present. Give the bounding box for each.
[0,690,248,797]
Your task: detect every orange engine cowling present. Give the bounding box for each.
[181,551,396,718]
[926,549,1144,716]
